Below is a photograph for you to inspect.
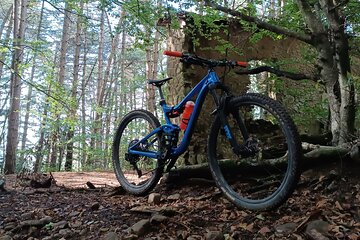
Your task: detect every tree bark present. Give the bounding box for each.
[65,1,84,171]
[145,23,160,115]
[0,4,13,38]
[49,2,71,169]
[91,9,105,168]
[80,21,88,168]
[0,6,13,80]
[119,9,127,120]
[5,0,28,174]
[20,0,45,165]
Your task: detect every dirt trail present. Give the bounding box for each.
[1,165,360,239]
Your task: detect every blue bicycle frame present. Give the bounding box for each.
[128,70,221,160]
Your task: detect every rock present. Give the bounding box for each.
[28,226,38,235]
[91,202,100,211]
[306,220,330,236]
[205,231,224,240]
[150,214,168,223]
[307,229,329,240]
[123,234,138,240]
[167,193,180,200]
[275,223,297,234]
[100,227,109,232]
[20,212,34,221]
[130,219,151,236]
[148,193,161,204]
[68,211,80,217]
[59,228,73,238]
[102,231,120,240]
[53,220,68,230]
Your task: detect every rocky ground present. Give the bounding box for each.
[1,162,360,240]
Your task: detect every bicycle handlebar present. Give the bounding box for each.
[163,50,183,58]
[164,50,248,68]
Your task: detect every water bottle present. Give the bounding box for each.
[180,101,195,130]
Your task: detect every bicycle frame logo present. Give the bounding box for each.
[128,70,221,159]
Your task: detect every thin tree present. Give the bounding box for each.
[0,4,13,39]
[0,5,13,80]
[49,1,71,169]
[5,0,28,174]
[65,1,84,171]
[90,8,105,168]
[20,0,45,164]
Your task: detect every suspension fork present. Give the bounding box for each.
[209,85,249,155]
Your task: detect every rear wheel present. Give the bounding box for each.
[208,93,302,210]
[112,110,163,195]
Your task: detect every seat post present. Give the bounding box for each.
[157,86,166,105]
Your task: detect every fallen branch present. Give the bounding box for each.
[164,143,355,183]
[11,216,52,233]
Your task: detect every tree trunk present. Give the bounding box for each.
[119,10,127,120]
[320,0,355,144]
[35,41,59,172]
[146,48,156,114]
[5,0,28,174]
[0,6,13,80]
[115,9,127,124]
[65,1,84,171]
[91,9,105,168]
[81,22,88,168]
[20,0,45,165]
[49,2,71,169]
[0,4,13,38]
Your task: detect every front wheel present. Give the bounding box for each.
[112,110,163,195]
[208,93,302,210]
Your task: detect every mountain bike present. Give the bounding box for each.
[112,50,302,210]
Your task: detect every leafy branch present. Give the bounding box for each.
[0,59,71,110]
[203,0,313,44]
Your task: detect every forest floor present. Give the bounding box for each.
[1,161,360,240]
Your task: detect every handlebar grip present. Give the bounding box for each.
[164,50,183,58]
[236,61,248,68]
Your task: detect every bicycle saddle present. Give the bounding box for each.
[148,77,173,87]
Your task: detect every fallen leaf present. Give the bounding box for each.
[246,223,254,232]
[239,223,247,230]
[348,233,359,240]
[316,199,327,208]
[259,226,271,235]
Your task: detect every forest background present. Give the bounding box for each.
[0,0,359,174]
